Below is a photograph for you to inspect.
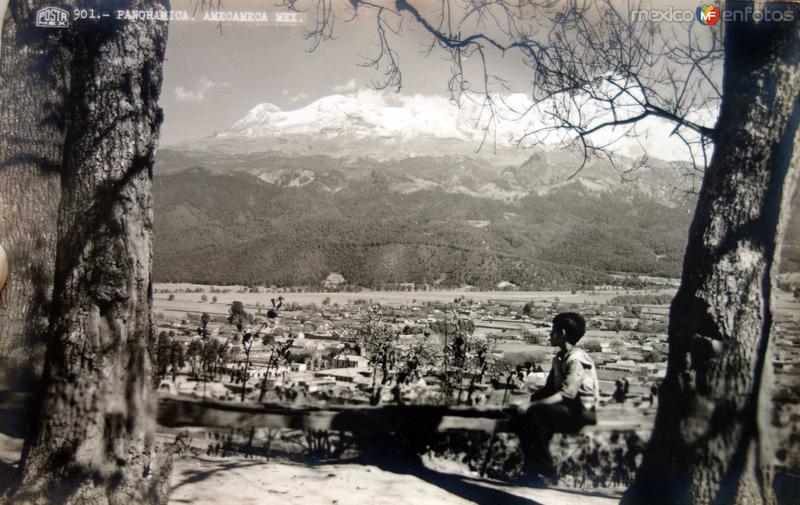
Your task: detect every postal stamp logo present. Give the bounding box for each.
[36,7,69,28]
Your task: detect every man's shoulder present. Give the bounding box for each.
[566,346,595,366]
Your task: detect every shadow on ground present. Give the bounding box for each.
[171,458,268,493]
[377,463,545,505]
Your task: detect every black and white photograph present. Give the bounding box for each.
[0,0,798,504]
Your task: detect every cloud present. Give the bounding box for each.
[288,92,309,103]
[280,89,309,103]
[333,79,358,93]
[174,77,230,102]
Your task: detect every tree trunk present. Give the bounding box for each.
[10,3,171,504]
[259,348,275,402]
[240,343,251,402]
[0,0,67,386]
[623,5,800,505]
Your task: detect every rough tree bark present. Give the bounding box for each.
[0,0,68,384]
[9,2,171,503]
[622,4,800,505]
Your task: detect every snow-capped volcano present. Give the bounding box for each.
[161,89,703,207]
[219,90,530,149]
[209,89,715,163]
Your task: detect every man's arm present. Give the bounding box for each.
[514,368,561,411]
[515,359,585,411]
[531,391,564,405]
[529,369,555,401]
[512,391,564,412]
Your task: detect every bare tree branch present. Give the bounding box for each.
[281,0,722,180]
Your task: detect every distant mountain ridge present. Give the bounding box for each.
[156,147,692,208]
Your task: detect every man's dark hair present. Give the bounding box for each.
[552,312,586,345]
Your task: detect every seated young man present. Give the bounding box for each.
[511,311,599,486]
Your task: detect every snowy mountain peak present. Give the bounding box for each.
[223,90,481,144]
[214,89,714,163]
[242,102,282,119]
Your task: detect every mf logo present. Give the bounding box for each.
[696,4,720,25]
[35,7,69,28]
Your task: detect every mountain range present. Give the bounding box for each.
[153,92,799,289]
[176,90,713,163]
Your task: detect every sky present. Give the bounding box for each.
[159,0,722,158]
[160,0,536,145]
[0,0,722,157]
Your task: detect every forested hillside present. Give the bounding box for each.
[153,166,695,289]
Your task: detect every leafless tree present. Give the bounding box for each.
[283,0,720,185]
